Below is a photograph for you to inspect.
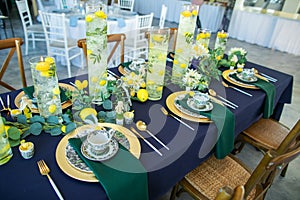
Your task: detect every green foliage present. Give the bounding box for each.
[8,127,21,140]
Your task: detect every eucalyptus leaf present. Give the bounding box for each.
[21,129,31,139]
[8,127,21,140]
[9,138,20,147]
[66,122,76,134]
[17,115,27,124]
[30,122,43,135]
[97,111,106,118]
[50,127,61,136]
[62,114,71,123]
[84,114,98,125]
[47,116,59,125]
[106,111,116,119]
[103,99,112,110]
[30,116,45,124]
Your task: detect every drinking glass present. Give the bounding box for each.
[214,30,228,55]
[29,56,62,118]
[146,27,170,101]
[0,117,12,165]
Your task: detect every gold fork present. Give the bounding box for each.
[37,160,64,200]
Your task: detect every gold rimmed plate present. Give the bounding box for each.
[56,123,141,182]
[166,91,211,123]
[14,83,75,113]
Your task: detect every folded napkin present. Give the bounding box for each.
[176,95,235,159]
[69,16,78,27]
[68,138,149,200]
[23,86,68,103]
[230,73,275,118]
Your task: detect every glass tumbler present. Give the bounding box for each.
[0,117,13,165]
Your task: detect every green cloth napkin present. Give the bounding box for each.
[176,95,235,159]
[68,138,149,200]
[22,86,68,103]
[230,73,275,118]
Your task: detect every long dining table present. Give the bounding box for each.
[0,60,293,199]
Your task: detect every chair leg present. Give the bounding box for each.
[170,183,180,200]
[280,164,289,177]
[25,34,29,55]
[232,140,245,155]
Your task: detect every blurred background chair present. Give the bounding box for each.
[16,0,45,55]
[234,118,300,177]
[39,10,83,77]
[159,4,167,28]
[170,119,300,200]
[0,38,27,91]
[0,0,15,39]
[77,33,126,66]
[125,12,153,60]
[118,0,135,12]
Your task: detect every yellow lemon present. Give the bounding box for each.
[79,108,97,121]
[99,80,106,86]
[137,89,148,102]
[45,57,55,64]
[192,10,198,16]
[237,67,243,73]
[95,11,107,19]
[156,86,163,92]
[85,15,93,22]
[173,60,179,65]
[181,10,192,17]
[61,125,66,133]
[48,104,57,113]
[206,32,211,38]
[180,63,187,68]
[40,71,51,77]
[35,62,50,71]
[152,34,164,42]
[52,87,60,95]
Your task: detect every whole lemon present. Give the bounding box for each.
[137,89,148,102]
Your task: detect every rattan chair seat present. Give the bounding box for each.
[242,118,289,150]
[184,155,255,200]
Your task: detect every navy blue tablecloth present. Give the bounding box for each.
[0,62,293,200]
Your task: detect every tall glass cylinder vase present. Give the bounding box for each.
[146,27,170,101]
[29,56,62,118]
[214,30,228,56]
[195,28,211,49]
[86,0,109,103]
[171,4,199,84]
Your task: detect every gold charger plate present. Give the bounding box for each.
[118,65,128,75]
[166,91,211,123]
[56,123,141,182]
[14,83,75,113]
[222,70,268,89]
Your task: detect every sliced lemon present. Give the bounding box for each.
[79,108,97,121]
[45,57,55,64]
[36,62,50,71]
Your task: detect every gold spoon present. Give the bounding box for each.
[160,107,194,131]
[208,89,238,108]
[252,68,276,82]
[136,120,169,150]
[222,81,252,97]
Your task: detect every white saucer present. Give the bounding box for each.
[236,73,258,83]
[187,98,213,112]
[81,139,119,162]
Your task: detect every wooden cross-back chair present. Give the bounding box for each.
[170,119,300,200]
[234,119,300,177]
[77,33,126,64]
[0,38,27,91]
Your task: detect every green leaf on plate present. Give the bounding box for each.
[30,122,43,135]
[8,127,21,140]
[49,127,61,136]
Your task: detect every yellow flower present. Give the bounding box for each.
[91,76,98,83]
[52,87,60,95]
[180,63,187,68]
[61,125,66,133]
[192,10,198,16]
[181,10,192,17]
[140,82,146,88]
[99,79,106,86]
[197,33,206,39]
[158,70,165,76]
[173,60,179,65]
[217,32,228,39]
[85,15,93,22]
[127,79,133,85]
[189,91,195,97]
[156,86,163,92]
[216,55,222,61]
[95,11,107,19]
[48,104,56,113]
[87,49,92,55]
[147,80,155,85]
[75,80,88,90]
[130,72,135,77]
[35,62,50,71]
[130,90,135,97]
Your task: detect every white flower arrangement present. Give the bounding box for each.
[227,47,247,67]
[182,69,203,89]
[192,43,209,59]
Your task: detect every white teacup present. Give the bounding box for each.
[241,68,255,79]
[85,129,115,156]
[193,93,209,109]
